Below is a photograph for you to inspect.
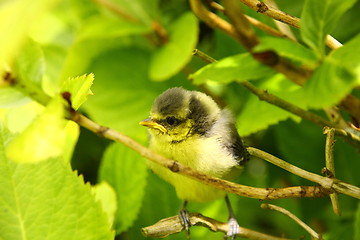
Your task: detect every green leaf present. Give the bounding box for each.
[15,39,45,86]
[304,33,360,108]
[355,202,360,240]
[304,61,355,108]
[0,39,46,107]
[254,37,317,65]
[2,101,43,133]
[59,39,123,83]
[0,0,58,75]
[237,75,302,136]
[62,121,80,164]
[0,130,114,240]
[191,53,275,85]
[92,181,118,226]
[61,73,94,110]
[77,15,152,41]
[99,143,147,234]
[110,0,159,25]
[6,96,67,163]
[0,87,30,108]
[301,0,357,56]
[149,12,199,81]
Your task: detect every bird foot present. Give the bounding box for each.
[224,216,240,240]
[179,207,191,239]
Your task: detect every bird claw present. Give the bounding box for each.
[224,217,240,240]
[179,206,191,239]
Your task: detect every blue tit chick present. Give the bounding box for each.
[140,87,249,239]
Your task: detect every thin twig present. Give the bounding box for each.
[142,212,290,240]
[192,49,334,128]
[323,127,341,216]
[190,0,312,85]
[208,1,292,39]
[334,128,360,143]
[192,49,360,147]
[193,0,360,123]
[248,147,360,199]
[189,0,238,39]
[263,0,297,41]
[92,0,139,23]
[245,14,289,38]
[240,81,334,128]
[223,0,259,50]
[192,49,217,64]
[261,203,322,239]
[236,0,341,49]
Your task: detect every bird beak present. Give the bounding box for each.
[139,118,167,133]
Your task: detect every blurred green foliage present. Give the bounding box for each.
[0,0,360,239]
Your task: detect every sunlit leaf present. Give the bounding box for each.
[237,75,302,136]
[110,0,159,25]
[99,143,147,234]
[0,88,30,108]
[304,33,360,108]
[1,39,46,107]
[62,121,79,164]
[0,130,114,240]
[254,37,317,65]
[149,12,199,81]
[0,0,59,76]
[61,73,94,110]
[301,0,357,57]
[92,181,118,226]
[15,39,45,86]
[77,15,151,41]
[6,96,66,163]
[2,101,43,133]
[191,53,275,85]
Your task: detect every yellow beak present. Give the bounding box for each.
[139,118,167,133]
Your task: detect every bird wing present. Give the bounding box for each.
[226,125,249,166]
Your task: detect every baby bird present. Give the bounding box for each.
[140,87,249,239]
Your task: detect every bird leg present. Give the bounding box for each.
[224,195,240,240]
[178,200,191,239]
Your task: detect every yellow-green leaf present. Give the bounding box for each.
[149,12,198,81]
[61,73,94,110]
[6,96,66,163]
[92,181,118,226]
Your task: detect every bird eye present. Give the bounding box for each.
[166,116,177,125]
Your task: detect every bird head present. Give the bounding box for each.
[140,87,221,143]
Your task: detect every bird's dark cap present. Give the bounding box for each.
[151,87,187,116]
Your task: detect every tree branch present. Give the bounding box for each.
[323,127,341,216]
[92,0,139,23]
[247,147,360,199]
[261,204,322,239]
[236,0,341,49]
[190,1,360,124]
[223,0,259,50]
[208,1,293,39]
[190,0,312,85]
[142,212,290,240]
[263,0,297,41]
[192,49,335,128]
[192,49,360,148]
